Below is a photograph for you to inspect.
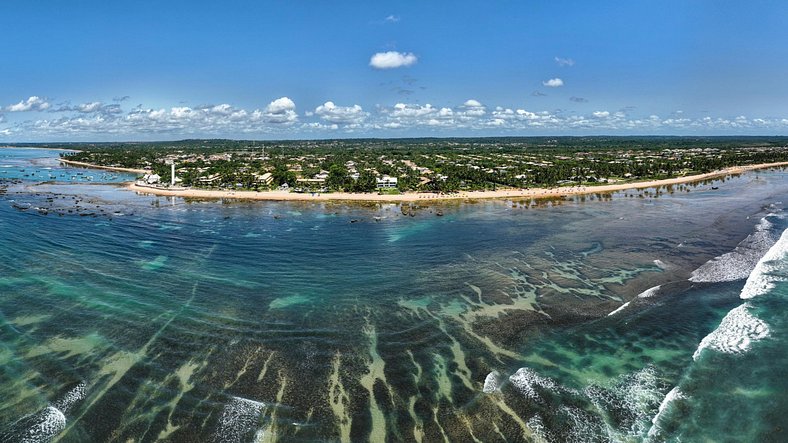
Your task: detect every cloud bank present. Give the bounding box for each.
[1,95,787,139]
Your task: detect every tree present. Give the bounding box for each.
[272,164,296,186]
[326,164,350,190]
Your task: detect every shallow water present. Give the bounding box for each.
[0,147,136,183]
[1,151,787,442]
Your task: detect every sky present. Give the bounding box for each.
[2,0,788,141]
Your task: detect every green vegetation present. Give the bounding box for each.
[49,136,788,193]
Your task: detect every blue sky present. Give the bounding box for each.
[2,0,788,140]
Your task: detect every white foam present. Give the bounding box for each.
[740,227,788,299]
[559,405,605,443]
[214,396,266,443]
[692,303,770,360]
[483,371,502,393]
[637,285,661,298]
[690,216,780,283]
[584,366,663,439]
[653,260,669,270]
[526,414,549,442]
[52,381,86,413]
[4,382,85,443]
[508,367,559,402]
[647,386,684,438]
[607,301,631,316]
[18,406,66,443]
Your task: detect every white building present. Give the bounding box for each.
[376,176,398,188]
[143,173,161,185]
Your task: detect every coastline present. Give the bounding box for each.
[0,146,82,153]
[125,161,788,202]
[59,158,148,175]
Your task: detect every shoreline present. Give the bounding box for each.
[59,158,148,175]
[0,146,82,153]
[125,161,788,202]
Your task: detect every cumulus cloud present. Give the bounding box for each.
[460,99,486,117]
[384,15,400,23]
[3,94,788,138]
[258,96,298,124]
[554,56,575,67]
[77,102,103,113]
[542,78,564,87]
[314,101,367,125]
[5,96,51,112]
[370,51,418,69]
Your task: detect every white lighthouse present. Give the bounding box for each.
[171,162,176,186]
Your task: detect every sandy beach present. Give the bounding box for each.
[124,161,788,202]
[59,158,148,175]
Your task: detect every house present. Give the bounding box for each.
[198,173,222,185]
[143,173,161,185]
[254,172,273,185]
[376,176,398,188]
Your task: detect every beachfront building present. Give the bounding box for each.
[143,173,161,185]
[296,178,326,186]
[376,176,398,188]
[254,172,273,186]
[198,173,222,185]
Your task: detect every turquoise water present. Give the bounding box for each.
[0,147,137,183]
[0,150,787,442]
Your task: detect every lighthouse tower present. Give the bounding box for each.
[171,162,176,186]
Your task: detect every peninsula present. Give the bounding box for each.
[50,136,788,201]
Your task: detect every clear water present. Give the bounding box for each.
[0,147,137,183]
[0,150,786,442]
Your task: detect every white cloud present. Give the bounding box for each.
[208,104,234,115]
[370,51,418,69]
[259,96,298,124]
[170,107,196,119]
[384,15,400,23]
[77,102,103,113]
[554,56,575,67]
[459,99,486,117]
[542,78,564,88]
[6,96,51,112]
[314,101,367,125]
[3,94,788,138]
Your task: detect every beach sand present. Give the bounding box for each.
[124,162,788,202]
[60,159,148,175]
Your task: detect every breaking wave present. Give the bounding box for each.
[0,381,86,443]
[693,227,787,360]
[690,213,782,283]
[740,227,788,299]
[495,365,667,442]
[693,304,770,360]
[647,386,684,439]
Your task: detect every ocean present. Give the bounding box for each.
[0,147,786,442]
